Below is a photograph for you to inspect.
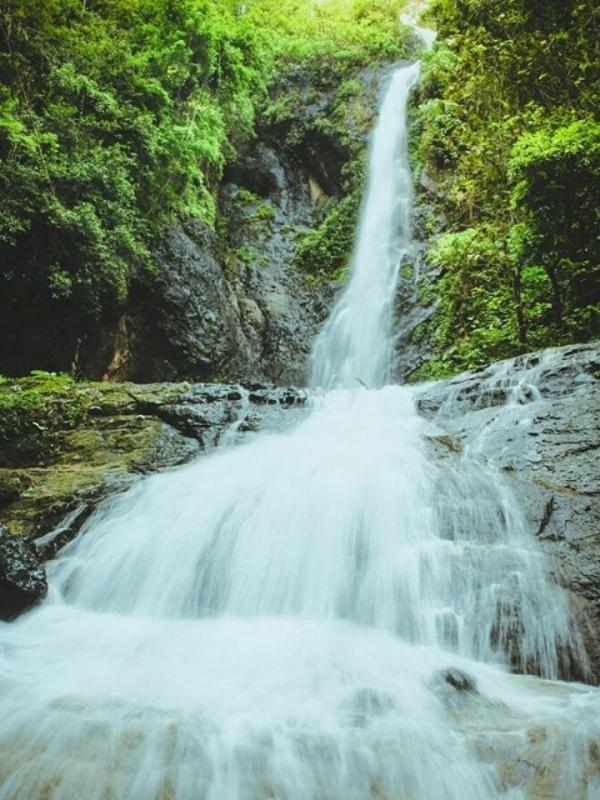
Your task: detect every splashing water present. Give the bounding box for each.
[1,62,599,800]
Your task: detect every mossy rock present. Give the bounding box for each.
[0,378,198,541]
[0,376,305,548]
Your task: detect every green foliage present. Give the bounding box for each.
[0,0,414,368]
[509,119,600,341]
[262,12,405,285]
[247,0,414,71]
[242,2,414,286]
[0,372,88,447]
[424,227,518,375]
[294,192,361,278]
[0,0,267,333]
[237,189,261,205]
[414,0,600,377]
[233,245,256,265]
[235,190,277,224]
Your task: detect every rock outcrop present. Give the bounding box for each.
[0,380,305,591]
[86,66,388,386]
[0,61,392,386]
[100,167,328,385]
[418,340,600,681]
[0,525,47,620]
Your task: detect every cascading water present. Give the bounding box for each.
[1,56,599,800]
[310,64,420,390]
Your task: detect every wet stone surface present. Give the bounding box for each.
[0,382,307,586]
[0,525,47,620]
[418,341,600,682]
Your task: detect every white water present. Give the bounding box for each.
[310,64,420,390]
[1,64,599,800]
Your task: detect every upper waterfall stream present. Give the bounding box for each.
[310,64,419,390]
[1,60,599,800]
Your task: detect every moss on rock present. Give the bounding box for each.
[0,377,198,540]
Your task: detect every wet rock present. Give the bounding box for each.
[33,504,95,562]
[431,667,483,715]
[157,403,237,448]
[0,526,47,620]
[0,470,31,504]
[0,380,305,551]
[418,341,600,682]
[86,67,371,386]
[141,221,255,381]
[214,144,331,386]
[92,167,328,386]
[439,668,478,693]
[424,433,462,457]
[0,415,198,541]
[393,143,447,382]
[417,342,599,418]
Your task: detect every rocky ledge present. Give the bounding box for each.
[0,378,305,618]
[418,340,600,681]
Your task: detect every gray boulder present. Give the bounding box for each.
[0,526,47,620]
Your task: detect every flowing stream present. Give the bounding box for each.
[1,59,600,800]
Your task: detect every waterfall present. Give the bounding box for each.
[310,64,420,390]
[0,61,599,800]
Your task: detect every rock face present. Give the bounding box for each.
[393,161,445,381]
[129,221,256,383]
[0,526,47,620]
[89,66,387,386]
[417,341,600,681]
[0,381,305,568]
[100,180,328,385]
